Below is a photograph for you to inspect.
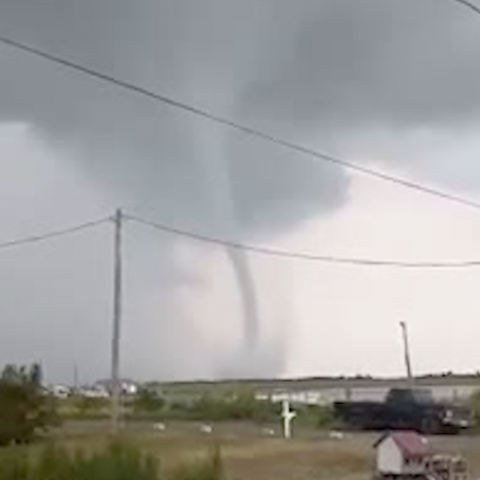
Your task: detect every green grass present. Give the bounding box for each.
[0,438,223,480]
[44,421,373,480]
[4,420,480,480]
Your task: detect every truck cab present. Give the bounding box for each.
[384,388,440,433]
[386,388,433,404]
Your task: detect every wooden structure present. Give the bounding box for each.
[374,431,469,480]
[375,431,429,477]
[425,455,469,480]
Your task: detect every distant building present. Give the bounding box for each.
[94,379,138,396]
[121,381,138,395]
[80,385,109,398]
[46,384,71,399]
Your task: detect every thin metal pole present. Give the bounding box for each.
[73,363,79,392]
[111,209,123,434]
[400,321,413,385]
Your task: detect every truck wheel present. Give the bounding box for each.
[443,425,461,435]
[421,418,441,435]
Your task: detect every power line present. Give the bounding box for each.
[125,213,480,269]
[1,211,479,268]
[449,0,480,15]
[0,216,112,253]
[1,36,480,212]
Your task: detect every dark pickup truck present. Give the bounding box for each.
[334,387,472,434]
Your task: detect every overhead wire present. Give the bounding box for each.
[0,216,112,253]
[0,0,479,263]
[449,0,480,15]
[1,211,480,268]
[125,213,480,269]
[0,35,480,211]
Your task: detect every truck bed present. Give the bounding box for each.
[334,401,392,430]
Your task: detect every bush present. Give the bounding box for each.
[0,441,223,480]
[127,386,334,429]
[67,382,334,430]
[0,442,223,480]
[125,387,279,423]
[71,395,110,418]
[470,389,480,425]
[0,442,158,480]
[171,390,279,423]
[171,445,223,480]
[317,405,334,428]
[0,364,59,445]
[133,386,166,413]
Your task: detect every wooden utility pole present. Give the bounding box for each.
[400,321,414,385]
[111,209,123,434]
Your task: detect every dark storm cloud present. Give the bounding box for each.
[0,0,346,235]
[238,0,480,132]
[0,0,479,229]
[1,0,479,227]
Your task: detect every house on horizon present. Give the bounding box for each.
[94,378,138,396]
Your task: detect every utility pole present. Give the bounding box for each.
[111,209,123,434]
[400,321,414,386]
[73,363,79,392]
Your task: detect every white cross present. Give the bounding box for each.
[281,400,296,439]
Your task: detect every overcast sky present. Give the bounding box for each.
[0,0,480,383]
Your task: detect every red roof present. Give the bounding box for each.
[375,431,429,458]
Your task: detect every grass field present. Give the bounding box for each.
[39,420,480,480]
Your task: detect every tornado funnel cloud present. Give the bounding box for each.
[197,127,262,376]
[226,245,260,351]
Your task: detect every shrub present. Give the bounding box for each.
[171,445,223,480]
[133,386,166,413]
[470,389,480,425]
[177,389,279,423]
[316,405,335,428]
[128,387,333,428]
[68,381,334,430]
[72,395,110,418]
[0,441,158,480]
[0,364,59,445]
[0,441,223,480]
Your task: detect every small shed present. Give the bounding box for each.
[374,431,430,477]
